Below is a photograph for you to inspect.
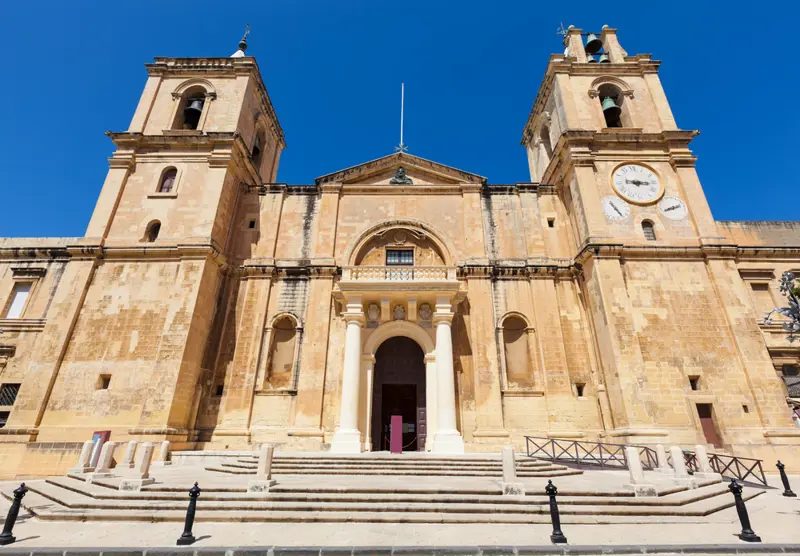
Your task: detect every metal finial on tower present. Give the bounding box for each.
[231,24,251,58]
[395,83,408,153]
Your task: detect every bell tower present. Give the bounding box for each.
[85,32,285,249]
[521,25,721,249]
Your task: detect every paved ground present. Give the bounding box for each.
[0,471,796,548]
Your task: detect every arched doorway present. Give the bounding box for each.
[371,337,426,451]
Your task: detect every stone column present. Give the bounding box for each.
[655,444,672,474]
[623,446,656,497]
[120,442,155,491]
[248,444,278,492]
[694,445,722,481]
[69,440,95,474]
[86,442,116,483]
[121,441,138,469]
[152,440,171,466]
[330,298,365,453]
[501,446,524,495]
[424,353,437,451]
[431,299,464,454]
[669,445,697,489]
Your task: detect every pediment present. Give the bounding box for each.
[315,152,486,186]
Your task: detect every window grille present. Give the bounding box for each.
[0,384,20,406]
[386,249,413,266]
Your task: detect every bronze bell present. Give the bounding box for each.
[184,99,204,116]
[586,55,597,63]
[598,53,610,63]
[601,96,622,119]
[584,33,602,54]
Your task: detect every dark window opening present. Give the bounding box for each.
[248,219,256,229]
[0,384,21,406]
[252,132,265,170]
[782,364,799,377]
[0,412,9,428]
[215,384,224,396]
[145,221,161,243]
[98,375,111,390]
[575,383,585,397]
[182,97,204,130]
[743,404,750,414]
[159,168,177,193]
[386,249,414,266]
[689,376,699,391]
[547,217,555,228]
[642,220,656,241]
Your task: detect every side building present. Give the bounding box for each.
[0,28,798,478]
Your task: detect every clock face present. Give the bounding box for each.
[612,164,663,205]
[601,196,631,221]
[658,196,688,220]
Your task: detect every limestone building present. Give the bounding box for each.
[1,27,799,478]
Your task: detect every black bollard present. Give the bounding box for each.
[0,483,28,545]
[776,461,797,497]
[545,480,567,544]
[728,479,761,542]
[176,482,201,546]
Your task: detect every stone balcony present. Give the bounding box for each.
[337,266,461,295]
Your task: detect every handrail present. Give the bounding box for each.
[524,436,658,470]
[524,436,767,486]
[682,450,767,486]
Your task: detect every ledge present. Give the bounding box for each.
[0,318,46,332]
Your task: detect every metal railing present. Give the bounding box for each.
[683,451,767,486]
[342,266,457,282]
[524,436,658,470]
[524,436,768,486]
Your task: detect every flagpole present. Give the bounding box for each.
[400,83,405,151]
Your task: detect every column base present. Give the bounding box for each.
[247,479,277,493]
[431,431,465,454]
[119,478,155,491]
[329,429,362,453]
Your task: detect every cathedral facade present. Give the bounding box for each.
[1,27,799,478]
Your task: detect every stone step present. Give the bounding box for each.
[205,465,582,478]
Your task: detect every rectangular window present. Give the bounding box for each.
[750,282,775,315]
[215,384,225,396]
[575,383,585,397]
[0,384,20,406]
[97,375,111,390]
[3,282,32,319]
[0,412,8,428]
[689,376,699,391]
[386,249,414,266]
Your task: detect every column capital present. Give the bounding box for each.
[432,311,454,326]
[342,311,365,326]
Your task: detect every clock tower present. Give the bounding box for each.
[521,26,796,447]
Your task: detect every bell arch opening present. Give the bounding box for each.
[370,336,427,452]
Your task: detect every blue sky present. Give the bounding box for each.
[1,1,797,237]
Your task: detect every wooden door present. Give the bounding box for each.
[696,403,722,448]
[417,406,427,451]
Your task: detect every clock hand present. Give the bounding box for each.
[612,204,624,217]
[664,205,680,212]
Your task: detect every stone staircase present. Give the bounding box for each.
[2,474,754,524]
[206,453,582,478]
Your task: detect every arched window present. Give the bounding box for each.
[265,316,298,389]
[598,84,625,128]
[252,131,265,170]
[539,124,553,159]
[144,220,161,243]
[642,220,656,241]
[173,86,207,130]
[502,315,535,388]
[158,168,177,193]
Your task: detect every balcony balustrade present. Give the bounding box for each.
[342,266,456,282]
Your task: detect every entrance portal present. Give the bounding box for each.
[371,336,426,451]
